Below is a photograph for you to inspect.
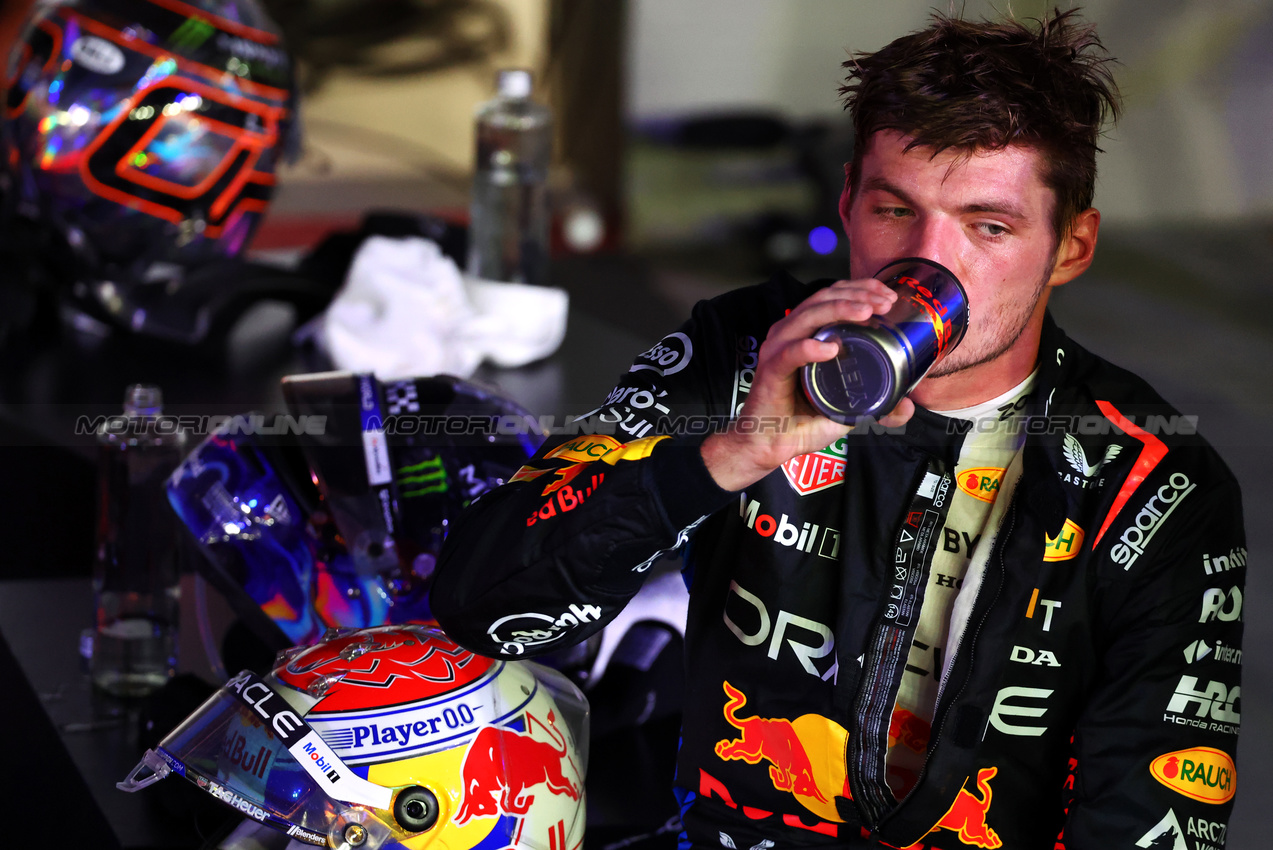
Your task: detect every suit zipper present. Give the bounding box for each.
[901,495,1016,816]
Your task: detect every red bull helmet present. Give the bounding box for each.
[119,625,589,850]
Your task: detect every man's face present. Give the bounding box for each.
[840,130,1072,381]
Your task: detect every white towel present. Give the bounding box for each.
[318,235,569,380]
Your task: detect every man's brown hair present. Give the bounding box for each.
[841,8,1121,240]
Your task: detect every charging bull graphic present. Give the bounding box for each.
[889,708,931,753]
[455,711,581,824]
[714,681,852,824]
[900,767,1002,850]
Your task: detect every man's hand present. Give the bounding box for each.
[701,277,915,491]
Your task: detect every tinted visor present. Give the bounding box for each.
[122,672,393,847]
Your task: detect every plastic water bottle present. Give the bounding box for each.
[89,384,186,697]
[467,68,552,286]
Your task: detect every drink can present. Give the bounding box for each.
[801,258,969,424]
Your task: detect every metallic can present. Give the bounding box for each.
[801,257,969,424]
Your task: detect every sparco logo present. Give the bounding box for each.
[918,471,952,508]
[730,335,758,418]
[1110,473,1195,570]
[632,332,692,376]
[739,495,841,558]
[1164,675,1240,735]
[488,604,603,655]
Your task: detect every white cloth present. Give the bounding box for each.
[318,235,569,380]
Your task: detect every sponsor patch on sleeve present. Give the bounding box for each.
[1149,747,1235,804]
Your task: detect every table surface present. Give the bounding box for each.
[0,578,195,848]
[0,284,672,849]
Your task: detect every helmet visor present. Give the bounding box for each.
[121,671,393,846]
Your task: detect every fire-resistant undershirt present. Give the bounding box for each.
[883,369,1037,799]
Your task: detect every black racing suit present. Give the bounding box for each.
[431,273,1246,849]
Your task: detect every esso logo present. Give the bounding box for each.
[632,332,692,376]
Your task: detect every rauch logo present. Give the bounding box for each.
[957,467,1004,504]
[1149,747,1236,804]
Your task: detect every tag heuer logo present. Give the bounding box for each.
[781,442,846,495]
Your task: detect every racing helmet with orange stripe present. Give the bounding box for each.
[1,0,298,342]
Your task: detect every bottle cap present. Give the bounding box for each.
[496,68,532,99]
[123,384,163,416]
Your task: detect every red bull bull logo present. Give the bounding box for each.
[900,767,1002,850]
[713,681,851,824]
[455,711,581,824]
[888,708,931,754]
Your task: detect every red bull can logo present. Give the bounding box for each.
[801,258,969,424]
[713,681,851,824]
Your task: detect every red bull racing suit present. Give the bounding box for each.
[430,274,1246,849]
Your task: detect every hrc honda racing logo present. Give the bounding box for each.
[1110,473,1195,570]
[1164,675,1240,735]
